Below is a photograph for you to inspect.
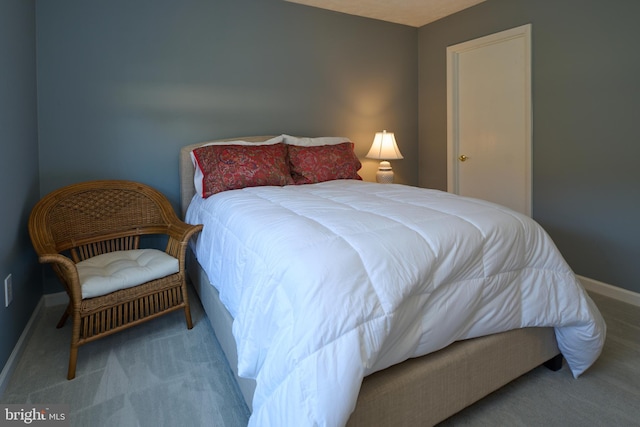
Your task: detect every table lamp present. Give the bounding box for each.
[366,130,403,183]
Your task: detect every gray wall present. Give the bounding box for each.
[0,0,41,374]
[36,0,418,209]
[418,0,640,293]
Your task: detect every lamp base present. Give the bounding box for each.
[376,161,394,184]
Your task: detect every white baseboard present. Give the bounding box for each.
[577,275,640,307]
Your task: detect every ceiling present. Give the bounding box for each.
[285,0,486,27]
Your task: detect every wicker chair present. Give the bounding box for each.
[28,180,203,380]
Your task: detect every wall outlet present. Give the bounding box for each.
[4,274,12,307]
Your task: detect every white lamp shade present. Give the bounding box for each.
[366,130,404,160]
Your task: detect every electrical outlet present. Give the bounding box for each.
[4,274,12,307]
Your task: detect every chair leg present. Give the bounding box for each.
[67,313,81,380]
[57,303,71,328]
[182,284,193,330]
[184,305,193,330]
[67,345,79,380]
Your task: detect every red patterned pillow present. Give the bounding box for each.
[288,142,362,185]
[192,143,294,198]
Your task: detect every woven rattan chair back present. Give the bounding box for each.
[29,180,202,379]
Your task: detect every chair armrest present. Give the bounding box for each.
[38,253,83,305]
[165,221,203,261]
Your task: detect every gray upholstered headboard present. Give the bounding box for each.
[179,135,278,219]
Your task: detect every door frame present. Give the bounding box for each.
[446,24,532,216]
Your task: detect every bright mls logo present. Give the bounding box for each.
[1,405,69,426]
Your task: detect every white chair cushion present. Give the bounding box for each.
[76,249,180,299]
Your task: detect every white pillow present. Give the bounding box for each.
[190,136,284,198]
[282,134,351,147]
[77,249,179,299]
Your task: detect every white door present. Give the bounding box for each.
[447,24,532,216]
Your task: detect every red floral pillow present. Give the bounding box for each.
[192,143,294,198]
[288,142,362,185]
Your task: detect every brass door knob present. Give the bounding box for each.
[458,155,468,162]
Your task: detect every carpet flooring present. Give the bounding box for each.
[1,288,638,426]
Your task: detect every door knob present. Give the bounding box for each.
[458,155,468,162]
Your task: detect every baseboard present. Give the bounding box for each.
[0,297,45,398]
[578,275,640,307]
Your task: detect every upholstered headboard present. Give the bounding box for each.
[179,135,277,219]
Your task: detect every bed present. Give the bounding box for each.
[179,135,606,426]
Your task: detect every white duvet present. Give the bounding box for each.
[186,180,606,427]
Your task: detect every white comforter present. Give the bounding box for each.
[186,180,606,427]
